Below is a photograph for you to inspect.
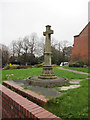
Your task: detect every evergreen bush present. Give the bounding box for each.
[69,60,85,67]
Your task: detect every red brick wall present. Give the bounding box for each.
[3,81,48,106]
[0,91,2,119]
[0,84,62,119]
[71,23,90,64]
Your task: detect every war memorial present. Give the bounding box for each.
[27,25,68,87]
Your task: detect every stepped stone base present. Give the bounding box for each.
[38,65,57,79]
[27,76,68,87]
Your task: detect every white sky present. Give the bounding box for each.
[0,0,89,46]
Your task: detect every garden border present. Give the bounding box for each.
[3,81,48,106]
[0,84,62,119]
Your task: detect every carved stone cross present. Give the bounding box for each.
[43,25,53,65]
[39,25,56,79]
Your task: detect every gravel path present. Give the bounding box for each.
[58,67,89,75]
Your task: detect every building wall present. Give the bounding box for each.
[71,23,90,64]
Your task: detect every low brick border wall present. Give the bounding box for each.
[3,81,48,106]
[0,84,62,119]
[0,90,2,119]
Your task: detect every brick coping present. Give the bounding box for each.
[3,81,48,106]
[0,84,62,119]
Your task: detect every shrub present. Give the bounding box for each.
[4,64,20,70]
[77,60,84,67]
[4,64,31,70]
[4,64,10,70]
[10,65,20,69]
[83,65,87,68]
[73,62,80,67]
[19,65,29,69]
[69,60,85,67]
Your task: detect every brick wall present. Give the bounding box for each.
[0,90,2,119]
[0,84,62,119]
[3,81,48,106]
[70,22,90,64]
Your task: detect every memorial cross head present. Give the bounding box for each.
[43,25,53,36]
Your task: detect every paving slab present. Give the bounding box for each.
[69,79,84,84]
[27,86,63,98]
[10,79,63,98]
[59,85,80,91]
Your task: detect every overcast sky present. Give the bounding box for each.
[0,0,89,46]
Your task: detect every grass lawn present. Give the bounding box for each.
[44,79,88,119]
[1,67,88,84]
[62,66,89,73]
[53,67,88,79]
[1,68,42,84]
[1,67,88,119]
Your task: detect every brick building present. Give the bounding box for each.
[70,22,90,65]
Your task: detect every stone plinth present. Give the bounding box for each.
[38,65,57,79]
[27,76,68,87]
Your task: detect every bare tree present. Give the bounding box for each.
[59,40,72,64]
[51,37,58,48]
[15,38,23,57]
[22,36,30,54]
[10,40,17,57]
[29,33,38,55]
[21,36,31,65]
[36,37,45,57]
[1,44,9,67]
[59,40,69,50]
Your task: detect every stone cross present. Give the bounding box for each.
[43,25,53,66]
[39,25,56,79]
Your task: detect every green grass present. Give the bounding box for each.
[53,67,88,79]
[62,66,89,73]
[1,67,88,119]
[44,79,88,119]
[1,67,88,84]
[1,68,42,84]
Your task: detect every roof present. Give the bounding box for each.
[74,22,90,37]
